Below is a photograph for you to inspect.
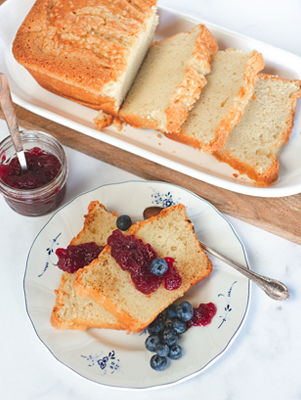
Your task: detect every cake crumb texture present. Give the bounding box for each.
[213,74,301,185]
[164,49,265,152]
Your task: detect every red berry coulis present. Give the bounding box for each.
[56,242,104,273]
[164,257,182,291]
[0,147,61,190]
[108,230,182,295]
[187,302,217,328]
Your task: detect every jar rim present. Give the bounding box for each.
[0,129,68,197]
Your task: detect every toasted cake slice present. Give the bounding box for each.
[164,49,265,152]
[213,74,301,186]
[51,201,124,330]
[74,204,212,333]
[13,0,158,116]
[119,24,218,133]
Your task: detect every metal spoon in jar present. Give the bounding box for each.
[143,206,290,301]
[0,73,28,173]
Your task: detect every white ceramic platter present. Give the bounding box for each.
[1,0,300,197]
[24,181,250,390]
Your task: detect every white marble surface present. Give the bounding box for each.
[1,0,301,399]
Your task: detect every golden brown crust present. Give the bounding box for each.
[213,74,301,186]
[70,201,113,245]
[213,150,279,186]
[165,69,208,133]
[22,63,120,114]
[12,0,157,114]
[117,112,152,130]
[195,24,218,58]
[163,129,201,149]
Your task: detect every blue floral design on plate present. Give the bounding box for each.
[218,281,237,328]
[82,350,122,375]
[150,188,180,208]
[38,233,61,277]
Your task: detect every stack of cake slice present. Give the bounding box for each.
[51,203,212,333]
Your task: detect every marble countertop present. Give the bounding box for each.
[1,0,301,399]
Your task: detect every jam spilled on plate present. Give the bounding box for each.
[108,230,182,295]
[187,302,217,328]
[56,242,104,273]
[0,147,61,190]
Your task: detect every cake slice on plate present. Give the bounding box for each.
[51,202,125,330]
[74,204,212,333]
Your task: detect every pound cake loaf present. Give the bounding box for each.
[164,49,265,152]
[119,24,218,133]
[74,204,212,333]
[213,74,301,186]
[13,0,159,116]
[51,201,125,330]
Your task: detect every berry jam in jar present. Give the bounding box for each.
[0,130,68,216]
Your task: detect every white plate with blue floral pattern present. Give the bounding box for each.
[24,181,250,390]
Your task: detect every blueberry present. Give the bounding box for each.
[156,311,167,322]
[150,354,167,371]
[171,317,187,334]
[148,318,164,335]
[177,301,194,322]
[168,344,183,360]
[150,258,168,276]
[166,304,178,320]
[145,334,161,352]
[116,215,132,231]
[156,343,170,357]
[162,327,178,346]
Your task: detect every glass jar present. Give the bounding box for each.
[0,130,68,216]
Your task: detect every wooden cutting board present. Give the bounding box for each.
[0,0,300,245]
[1,104,301,245]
